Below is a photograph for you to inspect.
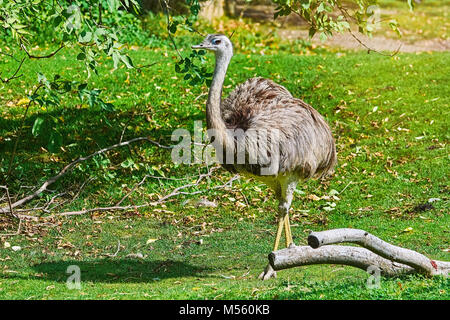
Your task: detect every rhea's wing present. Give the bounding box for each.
[221,77,292,130]
[220,77,336,180]
[243,97,337,179]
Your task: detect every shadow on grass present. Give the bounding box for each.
[0,106,187,189]
[17,259,212,283]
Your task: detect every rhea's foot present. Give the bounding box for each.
[258,264,277,280]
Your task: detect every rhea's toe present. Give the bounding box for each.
[258,264,277,280]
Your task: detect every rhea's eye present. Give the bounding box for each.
[212,39,221,45]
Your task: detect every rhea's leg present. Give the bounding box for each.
[273,211,285,252]
[258,204,287,280]
[284,213,293,247]
[281,201,294,247]
[258,180,297,280]
[282,181,296,247]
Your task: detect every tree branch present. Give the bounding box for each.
[0,56,25,83]
[20,42,65,60]
[3,84,44,183]
[45,170,238,218]
[0,136,171,214]
[336,4,401,56]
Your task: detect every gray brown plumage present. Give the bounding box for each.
[192,34,337,280]
[222,77,336,179]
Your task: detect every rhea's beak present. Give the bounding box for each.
[191,43,205,50]
[192,42,214,50]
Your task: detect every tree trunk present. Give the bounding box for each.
[224,0,236,17]
[199,0,225,21]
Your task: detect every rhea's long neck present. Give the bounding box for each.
[206,51,233,147]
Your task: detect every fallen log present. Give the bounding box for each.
[269,228,449,277]
[269,245,416,276]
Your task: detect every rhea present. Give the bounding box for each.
[192,34,337,280]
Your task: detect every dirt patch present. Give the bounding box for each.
[278,29,450,52]
[410,203,435,213]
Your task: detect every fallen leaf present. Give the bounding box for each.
[17,98,30,106]
[328,189,339,196]
[307,194,321,201]
[193,198,217,208]
[146,239,158,245]
[126,253,144,259]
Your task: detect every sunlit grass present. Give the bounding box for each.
[0,42,448,299]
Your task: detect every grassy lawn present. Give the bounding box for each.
[0,41,449,299]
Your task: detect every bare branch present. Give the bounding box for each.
[0,185,17,219]
[0,51,21,62]
[115,174,151,206]
[0,57,25,83]
[20,42,65,60]
[4,84,44,183]
[68,177,95,205]
[104,240,121,258]
[0,136,171,214]
[346,27,402,57]
[0,219,23,236]
[159,0,183,60]
[46,170,238,218]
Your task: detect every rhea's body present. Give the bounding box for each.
[192,34,336,279]
[221,77,336,187]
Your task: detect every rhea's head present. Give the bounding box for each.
[191,34,233,57]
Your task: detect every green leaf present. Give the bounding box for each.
[121,158,135,168]
[32,117,45,137]
[107,0,119,12]
[317,3,325,13]
[53,16,62,27]
[99,100,115,112]
[79,31,92,43]
[120,55,134,69]
[169,23,178,34]
[37,73,47,84]
[77,52,86,60]
[78,83,88,91]
[112,51,121,69]
[47,131,63,153]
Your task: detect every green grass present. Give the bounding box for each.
[0,40,449,299]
